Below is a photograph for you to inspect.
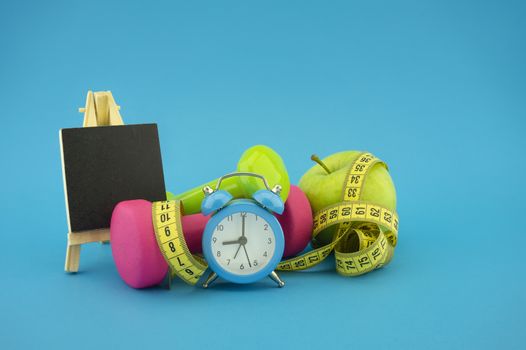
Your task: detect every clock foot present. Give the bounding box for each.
[202,272,218,288]
[269,271,285,288]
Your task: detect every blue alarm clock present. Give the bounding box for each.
[200,172,286,288]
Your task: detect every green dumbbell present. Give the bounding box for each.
[168,145,290,215]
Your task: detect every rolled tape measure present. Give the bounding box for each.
[277,153,399,276]
[152,152,399,285]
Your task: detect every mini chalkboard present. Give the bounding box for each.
[60,124,166,232]
[61,91,166,273]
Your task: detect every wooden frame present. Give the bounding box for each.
[63,91,124,272]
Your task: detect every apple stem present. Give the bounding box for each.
[311,154,331,174]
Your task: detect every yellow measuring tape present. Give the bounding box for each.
[277,153,399,276]
[151,152,399,285]
[152,201,208,285]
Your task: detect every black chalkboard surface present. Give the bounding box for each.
[60,124,166,232]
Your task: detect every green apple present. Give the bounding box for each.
[299,151,397,244]
[171,145,290,215]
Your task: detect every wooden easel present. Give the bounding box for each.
[64,91,124,272]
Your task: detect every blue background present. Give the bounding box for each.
[1,0,525,349]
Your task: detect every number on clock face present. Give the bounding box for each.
[211,212,276,275]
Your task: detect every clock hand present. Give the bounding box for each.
[233,215,247,260]
[242,245,252,267]
[222,239,241,245]
[233,244,242,259]
[241,214,246,238]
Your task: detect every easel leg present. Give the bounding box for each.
[65,244,81,272]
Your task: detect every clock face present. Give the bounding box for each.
[210,211,276,276]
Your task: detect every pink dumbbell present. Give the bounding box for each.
[110,185,312,288]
